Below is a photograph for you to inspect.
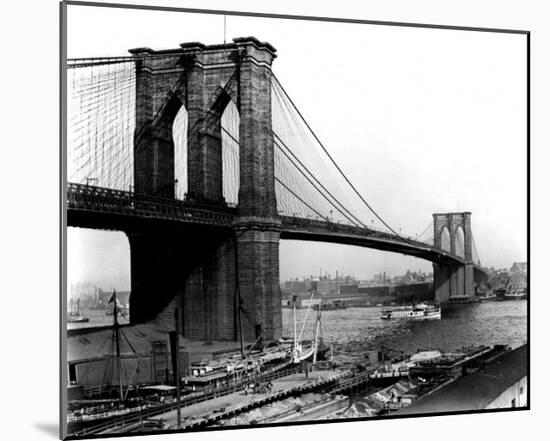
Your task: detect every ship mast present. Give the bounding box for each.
[292,295,297,361]
[233,233,245,357]
[112,289,124,403]
[313,300,322,364]
[174,308,182,429]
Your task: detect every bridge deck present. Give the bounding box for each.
[66,183,486,275]
[66,183,236,230]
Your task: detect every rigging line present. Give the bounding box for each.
[119,328,138,355]
[274,139,363,227]
[271,74,409,241]
[275,177,327,220]
[272,132,367,228]
[298,289,316,342]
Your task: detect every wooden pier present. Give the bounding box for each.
[98,369,352,434]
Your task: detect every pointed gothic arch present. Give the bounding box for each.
[173,104,188,200]
[221,100,240,205]
[440,226,451,252]
[454,225,466,259]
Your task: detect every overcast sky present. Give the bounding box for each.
[66,5,527,290]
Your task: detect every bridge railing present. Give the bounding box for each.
[67,183,236,227]
[280,216,485,268]
[280,215,424,244]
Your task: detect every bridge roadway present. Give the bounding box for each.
[66,183,486,275]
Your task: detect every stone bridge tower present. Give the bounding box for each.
[432,212,475,303]
[128,38,281,341]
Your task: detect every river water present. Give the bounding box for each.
[282,301,527,364]
[221,301,527,424]
[68,300,526,420]
[69,301,527,362]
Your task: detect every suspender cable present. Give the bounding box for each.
[271,74,409,241]
[273,133,367,228]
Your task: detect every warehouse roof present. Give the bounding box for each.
[395,344,528,415]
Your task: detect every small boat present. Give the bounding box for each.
[479,292,497,302]
[68,298,89,323]
[68,316,90,323]
[476,286,497,302]
[381,303,441,320]
[500,289,527,301]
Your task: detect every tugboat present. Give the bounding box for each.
[380,303,441,320]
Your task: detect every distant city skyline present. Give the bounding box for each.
[68,225,525,293]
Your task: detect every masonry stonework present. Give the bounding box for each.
[432,212,475,302]
[129,38,281,341]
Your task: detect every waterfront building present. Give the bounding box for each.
[395,344,527,414]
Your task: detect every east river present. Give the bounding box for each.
[69,301,527,361]
[283,300,527,418]
[67,300,527,421]
[282,300,527,364]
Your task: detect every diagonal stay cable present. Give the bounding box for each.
[220,126,363,227]
[273,132,367,228]
[271,74,411,242]
[275,177,328,220]
[416,221,434,242]
[274,140,362,227]
[472,234,481,265]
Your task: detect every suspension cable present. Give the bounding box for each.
[271,74,408,241]
[275,178,328,220]
[221,126,364,227]
[273,133,367,228]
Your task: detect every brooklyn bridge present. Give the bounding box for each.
[66,37,487,342]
